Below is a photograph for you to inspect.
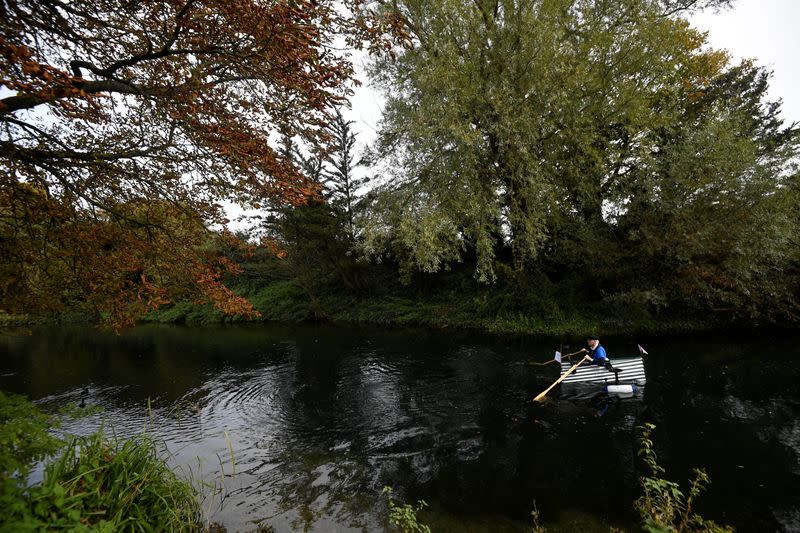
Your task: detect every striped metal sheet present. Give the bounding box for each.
[559,356,646,384]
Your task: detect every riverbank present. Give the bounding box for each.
[0,288,736,338]
[0,392,203,532]
[5,276,779,337]
[140,279,720,337]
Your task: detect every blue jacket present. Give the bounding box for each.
[588,345,607,365]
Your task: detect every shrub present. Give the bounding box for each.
[0,391,62,480]
[383,486,431,533]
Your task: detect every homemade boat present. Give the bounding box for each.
[558,355,646,394]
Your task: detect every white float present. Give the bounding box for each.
[603,383,638,394]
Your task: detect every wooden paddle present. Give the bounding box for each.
[533,357,586,402]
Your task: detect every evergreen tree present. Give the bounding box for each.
[322,108,370,241]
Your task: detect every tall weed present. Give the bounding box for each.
[636,423,734,533]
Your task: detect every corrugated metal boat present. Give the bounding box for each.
[559,356,646,386]
[532,348,649,401]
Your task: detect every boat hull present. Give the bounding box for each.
[559,356,646,385]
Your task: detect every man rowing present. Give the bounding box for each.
[579,335,619,372]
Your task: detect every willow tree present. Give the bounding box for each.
[0,0,400,327]
[363,0,797,297]
[617,61,800,321]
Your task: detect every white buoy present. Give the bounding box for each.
[604,384,638,395]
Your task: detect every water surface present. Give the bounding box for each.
[1,325,798,532]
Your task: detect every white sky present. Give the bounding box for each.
[691,0,800,126]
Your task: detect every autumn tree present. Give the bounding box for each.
[0,0,401,327]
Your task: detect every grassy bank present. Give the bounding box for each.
[0,311,34,328]
[142,279,717,337]
[0,391,203,532]
[1,306,100,330]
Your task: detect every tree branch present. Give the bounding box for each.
[0,80,173,115]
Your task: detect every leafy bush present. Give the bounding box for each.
[383,486,431,533]
[0,391,62,480]
[248,281,314,322]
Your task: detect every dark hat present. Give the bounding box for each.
[587,334,600,340]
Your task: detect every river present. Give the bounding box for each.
[1,324,798,532]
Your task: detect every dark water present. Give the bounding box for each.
[1,325,798,532]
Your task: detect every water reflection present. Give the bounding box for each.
[1,326,798,532]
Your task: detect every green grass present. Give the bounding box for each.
[0,392,203,532]
[141,278,716,337]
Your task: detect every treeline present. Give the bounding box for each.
[150,0,800,334]
[2,0,798,334]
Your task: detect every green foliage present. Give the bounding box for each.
[355,0,799,325]
[383,486,431,533]
[0,393,202,532]
[367,0,739,279]
[619,59,800,323]
[2,432,202,532]
[0,391,62,480]
[635,423,734,533]
[248,281,315,322]
[277,202,364,296]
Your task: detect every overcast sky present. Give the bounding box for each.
[346,0,800,144]
[691,0,799,126]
